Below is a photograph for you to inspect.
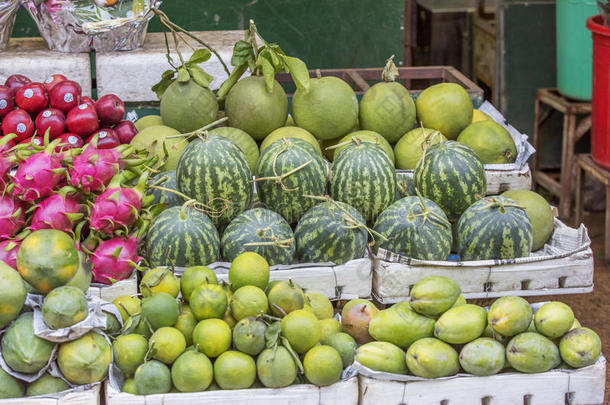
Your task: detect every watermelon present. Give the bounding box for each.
[395,172,416,201]
[373,196,452,260]
[255,138,327,224]
[221,208,295,265]
[329,141,396,222]
[208,127,260,174]
[145,203,220,267]
[457,195,533,261]
[176,135,252,228]
[294,199,367,264]
[414,140,486,221]
[148,171,183,208]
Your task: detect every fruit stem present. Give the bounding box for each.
[252,141,313,191]
[165,117,229,139]
[381,54,399,82]
[243,227,295,248]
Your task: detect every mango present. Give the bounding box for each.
[459,337,505,376]
[482,324,509,344]
[534,302,574,338]
[559,327,601,368]
[341,299,379,344]
[355,341,408,375]
[451,295,467,308]
[406,337,459,378]
[409,276,460,317]
[434,304,487,344]
[488,296,532,337]
[506,332,560,373]
[369,308,435,350]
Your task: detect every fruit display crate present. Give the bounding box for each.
[0,384,101,405]
[352,356,606,405]
[104,377,358,405]
[372,218,593,303]
[175,257,372,300]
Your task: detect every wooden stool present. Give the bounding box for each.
[574,154,610,264]
[532,88,592,220]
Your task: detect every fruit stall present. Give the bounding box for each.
[0,1,607,404]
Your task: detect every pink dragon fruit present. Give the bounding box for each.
[12,141,65,201]
[89,173,148,235]
[69,146,122,193]
[0,239,20,269]
[90,236,142,284]
[0,194,25,239]
[30,193,83,233]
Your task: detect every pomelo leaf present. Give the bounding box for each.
[152,76,175,99]
[177,68,190,83]
[281,55,310,93]
[265,321,281,349]
[187,66,212,89]
[187,49,211,65]
[231,39,254,67]
[256,57,276,92]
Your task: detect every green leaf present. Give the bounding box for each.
[161,69,176,80]
[256,57,276,92]
[187,66,213,89]
[122,313,141,335]
[151,76,175,100]
[259,47,283,74]
[281,55,310,93]
[216,63,248,103]
[177,68,190,83]
[231,39,254,67]
[187,49,211,65]
[280,336,304,374]
[142,268,167,288]
[265,321,281,349]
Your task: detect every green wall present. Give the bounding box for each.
[13,0,405,70]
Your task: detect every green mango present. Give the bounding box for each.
[434,304,487,344]
[459,337,505,376]
[409,276,460,317]
[559,327,601,368]
[488,296,532,337]
[506,332,560,373]
[368,308,435,349]
[534,302,574,338]
[406,337,459,378]
[355,341,408,374]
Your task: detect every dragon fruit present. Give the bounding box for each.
[89,173,149,235]
[69,146,122,193]
[0,239,20,269]
[0,194,25,239]
[12,141,65,201]
[90,236,142,284]
[30,193,83,233]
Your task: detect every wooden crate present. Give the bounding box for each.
[0,384,101,405]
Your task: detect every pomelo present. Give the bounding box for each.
[229,251,270,291]
[260,126,321,155]
[160,78,219,133]
[209,127,259,173]
[292,76,359,140]
[394,128,447,170]
[501,190,554,251]
[130,125,186,171]
[2,312,54,374]
[225,76,288,140]
[122,378,138,394]
[232,316,267,355]
[472,109,493,123]
[171,350,213,392]
[135,115,163,131]
[457,120,517,164]
[257,346,296,388]
[213,351,256,389]
[359,81,416,143]
[415,83,473,140]
[324,332,357,368]
[319,318,342,341]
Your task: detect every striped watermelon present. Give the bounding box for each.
[373,196,452,260]
[414,140,486,221]
[294,199,367,264]
[395,172,416,201]
[176,135,252,228]
[255,138,327,224]
[457,195,533,261]
[145,204,220,267]
[329,141,396,222]
[221,208,295,265]
[147,171,183,208]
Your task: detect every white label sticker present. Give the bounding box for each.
[33,138,41,145]
[78,104,87,110]
[99,131,107,138]
[68,136,78,144]
[0,100,6,109]
[16,123,26,133]
[64,93,74,103]
[42,110,52,118]
[45,76,54,84]
[23,88,33,98]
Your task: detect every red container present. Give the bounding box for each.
[587,15,610,169]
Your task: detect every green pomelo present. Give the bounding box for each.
[394,128,446,170]
[559,327,602,368]
[213,351,256,389]
[26,373,69,397]
[406,337,459,378]
[506,332,561,373]
[303,345,343,386]
[280,309,321,354]
[232,317,267,356]
[2,312,54,374]
[122,378,138,394]
[130,125,185,171]
[409,276,461,317]
[208,127,260,173]
[42,286,88,329]
[0,368,24,399]
[359,81,416,143]
[457,120,517,164]
[160,79,219,133]
[292,76,359,140]
[0,261,25,329]
[57,331,112,385]
[171,350,213,392]
[225,76,288,140]
[434,304,487,344]
[502,190,554,251]
[261,126,321,155]
[134,115,163,131]
[257,346,297,388]
[488,296,533,337]
[134,360,171,395]
[113,333,148,377]
[333,130,394,163]
[459,337,505,376]
[415,82,473,140]
[324,332,357,368]
[356,341,408,374]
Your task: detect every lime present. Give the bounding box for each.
[192,319,232,358]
